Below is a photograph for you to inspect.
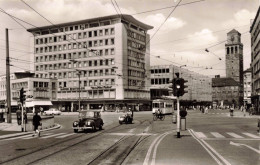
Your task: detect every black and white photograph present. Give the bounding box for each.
[0,0,259,164]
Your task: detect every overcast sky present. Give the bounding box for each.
[0,0,259,77]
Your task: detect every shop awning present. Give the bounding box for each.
[25,100,53,107]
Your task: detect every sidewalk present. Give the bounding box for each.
[0,117,61,140]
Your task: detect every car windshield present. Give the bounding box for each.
[79,111,95,118]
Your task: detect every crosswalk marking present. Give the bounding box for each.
[195,132,207,138]
[40,133,66,139]
[22,133,53,139]
[242,132,260,138]
[226,132,244,138]
[56,133,76,138]
[211,132,225,138]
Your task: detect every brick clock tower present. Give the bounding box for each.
[225,29,244,105]
[225,29,243,82]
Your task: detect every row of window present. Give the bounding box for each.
[35,48,115,62]
[127,39,145,51]
[33,82,49,88]
[59,78,115,88]
[150,68,170,74]
[57,89,116,99]
[36,58,115,71]
[128,49,145,61]
[128,79,145,87]
[151,78,170,85]
[36,68,116,79]
[128,70,145,78]
[128,59,145,69]
[35,28,115,44]
[226,46,241,55]
[35,38,115,53]
[11,82,28,90]
[127,29,146,42]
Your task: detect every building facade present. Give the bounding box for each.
[0,72,56,112]
[250,6,260,114]
[212,77,240,107]
[243,68,252,106]
[150,65,212,106]
[27,14,153,111]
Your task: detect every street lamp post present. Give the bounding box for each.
[76,70,81,111]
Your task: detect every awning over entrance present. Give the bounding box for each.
[25,100,53,107]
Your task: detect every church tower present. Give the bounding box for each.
[225,29,243,83]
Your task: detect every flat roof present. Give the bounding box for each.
[27,14,153,32]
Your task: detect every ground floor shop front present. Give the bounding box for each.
[52,99,151,112]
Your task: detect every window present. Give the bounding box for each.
[111,48,115,55]
[111,28,114,34]
[105,29,109,35]
[94,31,97,37]
[88,31,92,37]
[99,40,103,46]
[99,30,103,36]
[111,38,114,45]
[105,49,109,55]
[105,39,108,45]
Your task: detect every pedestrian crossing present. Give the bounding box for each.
[194,131,260,139]
[1,132,77,141]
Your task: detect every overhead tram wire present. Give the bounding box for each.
[132,0,206,15]
[19,0,226,72]
[147,0,182,45]
[3,1,220,75]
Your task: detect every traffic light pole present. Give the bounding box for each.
[21,105,24,132]
[177,97,180,138]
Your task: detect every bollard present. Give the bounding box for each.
[180,117,186,131]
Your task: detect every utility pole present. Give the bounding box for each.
[77,70,81,111]
[6,28,11,123]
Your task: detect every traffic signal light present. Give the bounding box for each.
[20,88,26,105]
[169,79,177,96]
[179,78,188,96]
[175,78,182,97]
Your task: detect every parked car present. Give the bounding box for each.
[72,110,104,133]
[44,108,61,115]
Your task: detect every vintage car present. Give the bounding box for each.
[72,110,104,133]
[118,111,133,124]
[44,108,61,115]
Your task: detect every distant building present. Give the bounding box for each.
[27,14,153,111]
[0,72,57,112]
[212,77,240,107]
[150,65,212,106]
[243,68,252,105]
[250,6,260,114]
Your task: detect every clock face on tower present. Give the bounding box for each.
[231,35,235,42]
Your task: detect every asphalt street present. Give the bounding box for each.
[0,109,259,165]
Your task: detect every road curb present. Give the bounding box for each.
[0,124,61,140]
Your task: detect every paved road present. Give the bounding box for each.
[0,110,259,164]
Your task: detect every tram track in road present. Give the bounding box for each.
[1,118,154,165]
[0,124,122,165]
[87,131,152,165]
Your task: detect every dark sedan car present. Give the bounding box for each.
[72,110,104,133]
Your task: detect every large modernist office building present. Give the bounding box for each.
[27,14,153,111]
[250,6,260,114]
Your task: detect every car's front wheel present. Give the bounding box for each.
[99,124,103,130]
[74,129,78,133]
[92,125,96,132]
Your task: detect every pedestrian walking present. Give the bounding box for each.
[204,106,208,114]
[32,112,42,137]
[242,106,246,117]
